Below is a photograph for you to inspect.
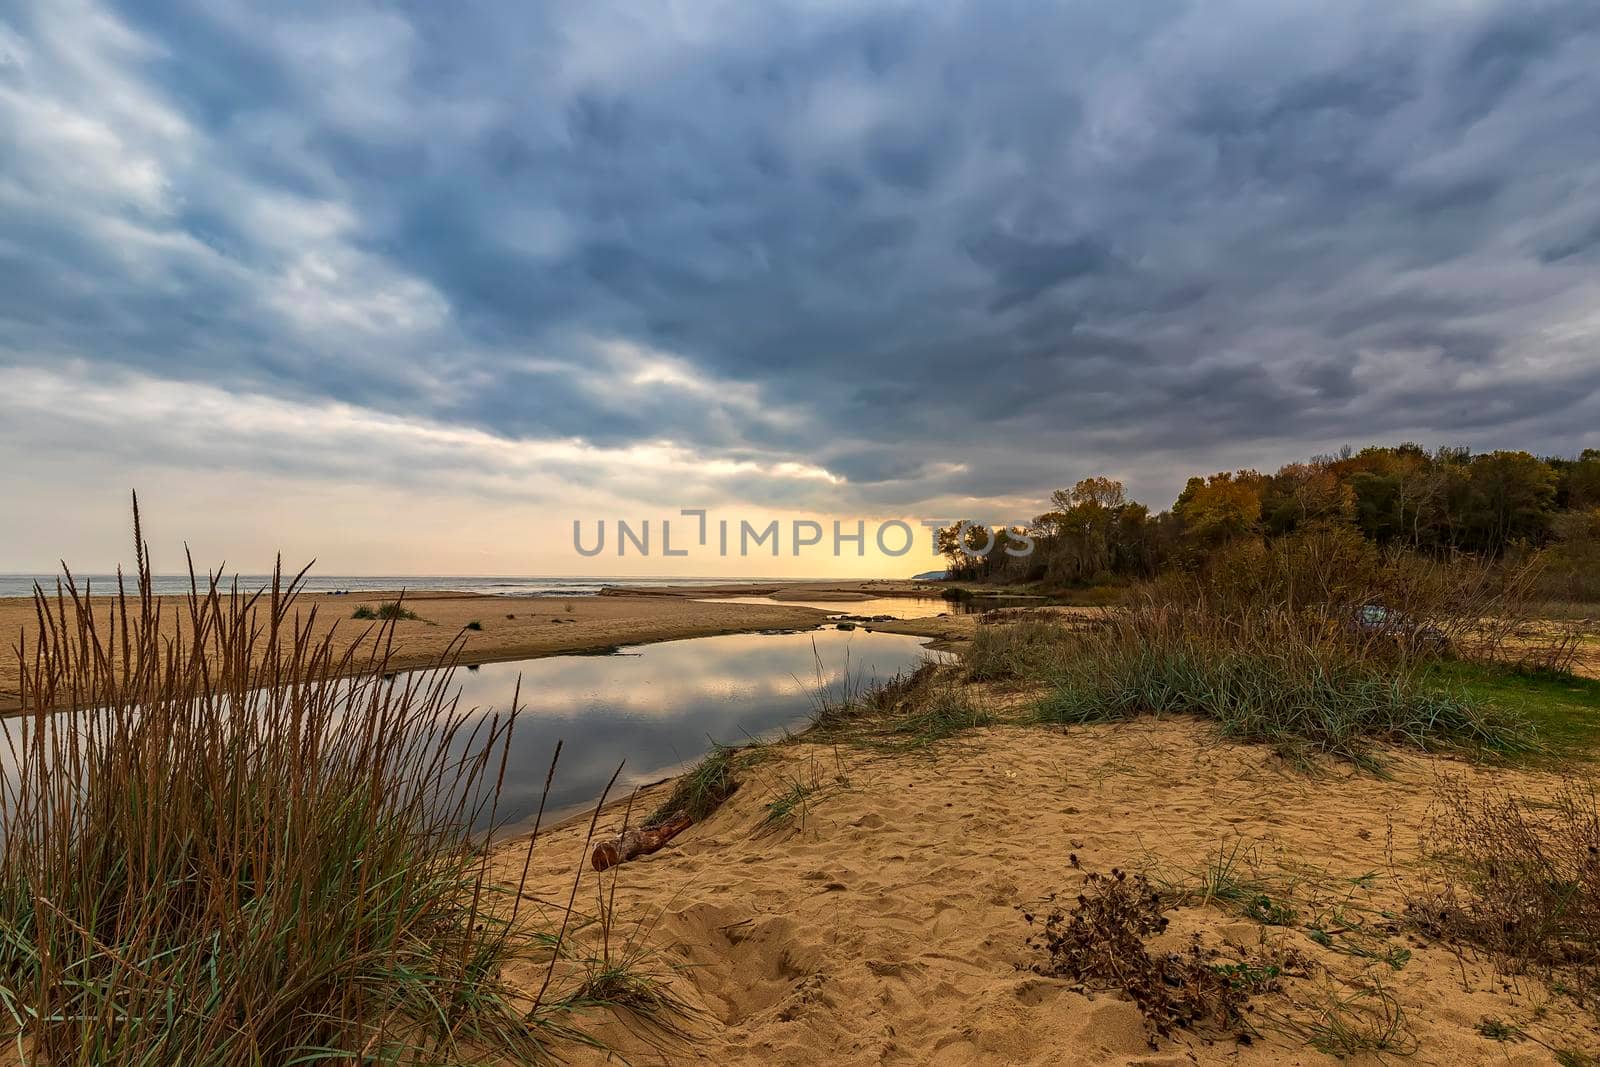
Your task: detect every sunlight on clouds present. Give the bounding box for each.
[0,363,845,495]
[603,337,748,395]
[594,336,802,428]
[4,0,1600,579]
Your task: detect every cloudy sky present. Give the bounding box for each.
[2,0,1599,576]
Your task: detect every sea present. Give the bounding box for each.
[0,574,813,599]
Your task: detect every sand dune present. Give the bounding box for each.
[499,717,1600,1064]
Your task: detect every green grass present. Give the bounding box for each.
[1037,642,1532,770]
[1426,661,1600,758]
[958,593,1547,769]
[642,743,767,828]
[1475,1017,1522,1041]
[1303,978,1417,1057]
[1242,894,1299,927]
[352,600,423,621]
[757,773,824,836]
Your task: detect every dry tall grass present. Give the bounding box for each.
[0,502,579,1064]
[1156,526,1586,672]
[1408,778,1600,1017]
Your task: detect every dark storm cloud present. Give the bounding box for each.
[3,0,1600,515]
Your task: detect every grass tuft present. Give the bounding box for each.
[641,743,762,828]
[963,617,1074,683]
[1475,1016,1522,1041]
[757,777,820,836]
[879,684,991,750]
[1303,977,1418,1057]
[352,599,423,621]
[1032,603,1533,768]
[0,498,584,1063]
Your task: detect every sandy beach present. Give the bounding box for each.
[0,580,975,716]
[7,574,1595,1064]
[0,589,813,715]
[497,714,1600,1065]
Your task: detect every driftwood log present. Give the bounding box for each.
[591,811,693,872]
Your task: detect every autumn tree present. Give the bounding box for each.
[1030,477,1159,585]
[1172,471,1263,547]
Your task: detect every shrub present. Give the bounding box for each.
[1159,525,1581,672]
[466,619,483,631]
[352,600,422,622]
[1406,777,1599,1012]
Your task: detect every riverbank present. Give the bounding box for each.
[0,590,840,715]
[602,578,948,600]
[8,563,1598,1062]
[0,578,994,716]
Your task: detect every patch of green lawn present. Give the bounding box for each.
[1427,661,1600,759]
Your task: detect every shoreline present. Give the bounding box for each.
[10,571,1598,1060]
[0,579,969,717]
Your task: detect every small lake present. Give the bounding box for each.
[1,628,941,833]
[424,628,941,827]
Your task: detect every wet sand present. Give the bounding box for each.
[601,578,951,600]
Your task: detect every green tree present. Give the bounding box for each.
[1462,451,1557,553]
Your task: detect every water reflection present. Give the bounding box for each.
[422,628,941,825]
[697,594,1055,618]
[697,595,951,619]
[1,629,942,834]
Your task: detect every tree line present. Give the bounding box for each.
[939,444,1600,598]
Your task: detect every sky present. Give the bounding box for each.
[2,0,1599,577]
